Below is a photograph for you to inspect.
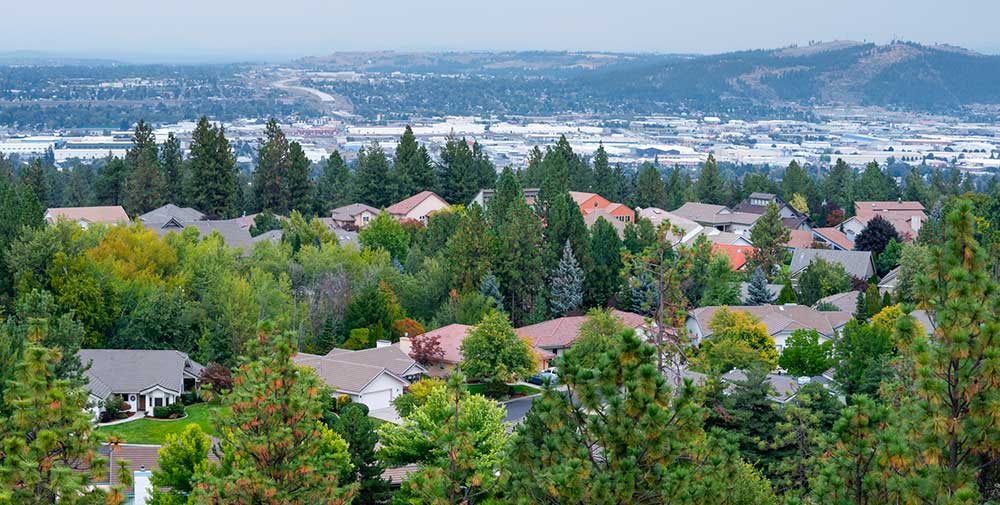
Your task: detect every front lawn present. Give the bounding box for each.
[95,402,220,445]
[466,383,541,398]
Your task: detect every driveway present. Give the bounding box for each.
[369,406,403,425]
[501,395,538,424]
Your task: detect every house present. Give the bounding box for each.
[879,266,901,292]
[789,248,875,280]
[637,207,704,244]
[686,304,852,351]
[569,191,635,224]
[732,192,810,231]
[712,244,750,270]
[400,323,556,377]
[841,201,926,242]
[322,344,428,382]
[672,202,760,236]
[785,229,816,249]
[697,228,754,246]
[293,348,414,411]
[44,206,130,228]
[331,203,380,229]
[812,227,854,250]
[470,188,540,209]
[79,349,203,419]
[138,203,205,224]
[516,309,649,356]
[583,210,627,237]
[146,218,255,254]
[387,191,450,223]
[815,290,860,312]
[721,369,836,404]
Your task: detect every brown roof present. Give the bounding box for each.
[568,191,600,206]
[517,310,648,350]
[815,291,860,312]
[785,229,815,249]
[331,203,380,220]
[409,323,556,364]
[813,227,854,250]
[583,210,626,237]
[689,305,851,339]
[88,443,220,490]
[672,202,760,226]
[854,201,925,216]
[45,206,130,224]
[382,464,419,485]
[386,191,448,216]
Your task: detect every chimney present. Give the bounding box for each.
[134,468,153,505]
[376,340,391,349]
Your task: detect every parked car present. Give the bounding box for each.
[528,370,558,386]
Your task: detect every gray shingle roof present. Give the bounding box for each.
[293,353,408,394]
[148,219,254,253]
[79,350,203,400]
[689,304,852,339]
[789,248,875,279]
[139,204,206,224]
[323,345,426,377]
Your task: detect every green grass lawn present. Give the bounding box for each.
[95,402,220,445]
[466,383,541,398]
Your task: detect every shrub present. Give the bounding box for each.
[103,395,126,420]
[200,362,234,394]
[153,402,186,419]
[180,391,202,405]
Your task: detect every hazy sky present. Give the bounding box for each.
[3,0,996,62]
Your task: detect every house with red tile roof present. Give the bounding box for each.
[812,227,854,251]
[711,244,751,271]
[44,206,130,229]
[386,191,450,223]
[569,191,635,226]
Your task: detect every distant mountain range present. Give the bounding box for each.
[301,41,1000,116]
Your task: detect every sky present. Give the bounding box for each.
[3,0,997,62]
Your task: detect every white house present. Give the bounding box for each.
[293,344,426,410]
[79,349,203,419]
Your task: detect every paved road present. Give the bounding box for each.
[502,395,538,424]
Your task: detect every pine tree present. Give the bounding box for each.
[445,204,496,292]
[663,165,687,210]
[0,346,107,504]
[825,159,855,212]
[701,253,740,306]
[315,150,353,213]
[586,217,623,307]
[549,240,584,316]
[329,404,390,505]
[22,158,47,206]
[538,147,570,206]
[254,118,291,213]
[286,141,312,214]
[855,161,899,202]
[747,203,790,280]
[543,192,590,272]
[507,328,739,503]
[124,119,167,214]
[191,329,356,504]
[0,178,43,300]
[438,135,495,205]
[479,272,502,306]
[777,281,798,304]
[635,162,665,208]
[853,288,868,320]
[355,141,392,207]
[696,154,725,204]
[780,160,812,203]
[96,155,127,206]
[187,116,239,218]
[159,132,184,203]
[591,143,614,198]
[746,267,775,305]
[491,168,545,325]
[394,126,436,199]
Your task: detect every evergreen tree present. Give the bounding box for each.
[445,204,496,293]
[491,168,545,325]
[355,141,392,207]
[394,126,436,199]
[187,116,239,218]
[0,346,107,504]
[701,253,740,306]
[315,150,353,213]
[459,310,537,384]
[746,267,775,305]
[543,192,590,272]
[549,240,584,316]
[587,217,624,307]
[479,272,502,306]
[622,216,656,254]
[780,160,812,203]
[191,329,356,504]
[159,132,184,203]
[747,203,790,280]
[96,155,127,206]
[21,158,47,206]
[696,154,726,204]
[590,143,614,198]
[634,162,665,208]
[286,141,312,214]
[825,159,855,212]
[254,118,291,213]
[777,280,798,304]
[663,165,688,210]
[855,161,899,202]
[124,120,167,214]
[507,328,740,503]
[437,135,495,205]
[0,178,43,300]
[767,382,839,499]
[538,147,570,206]
[329,403,390,505]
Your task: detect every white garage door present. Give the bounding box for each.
[362,389,393,410]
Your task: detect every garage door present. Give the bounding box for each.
[363,389,393,410]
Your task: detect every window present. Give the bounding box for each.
[153,397,164,407]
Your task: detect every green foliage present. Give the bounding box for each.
[286,141,313,214]
[149,424,211,505]
[355,141,393,207]
[506,328,743,503]
[747,203,790,279]
[622,216,656,254]
[834,320,895,398]
[490,168,546,325]
[343,283,403,345]
[697,154,726,204]
[701,252,741,306]
[248,209,281,237]
[315,150,354,213]
[746,267,776,305]
[586,217,624,306]
[796,258,852,306]
[123,120,168,214]
[777,281,798,304]
[634,162,665,208]
[854,161,899,202]
[359,211,410,260]
[459,311,537,383]
[549,240,583,316]
[330,403,391,505]
[766,382,839,499]
[543,192,591,273]
[191,329,356,504]
[894,242,930,303]
[186,116,239,218]
[778,329,834,376]
[874,238,901,276]
[561,308,625,370]
[0,175,44,301]
[437,135,495,206]
[700,307,778,371]
[393,126,437,200]
[444,204,495,293]
[824,159,855,212]
[0,346,107,504]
